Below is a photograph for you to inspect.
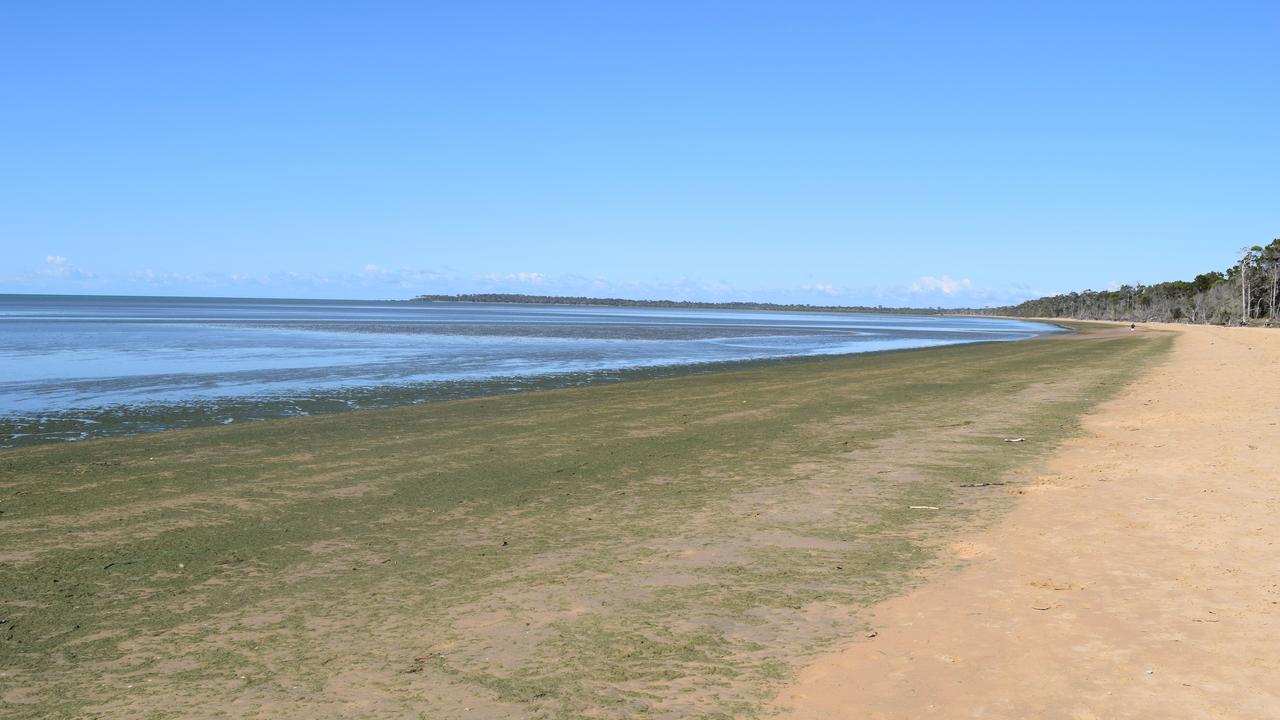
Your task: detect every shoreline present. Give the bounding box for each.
[1,320,1063,450]
[0,326,1165,718]
[773,322,1280,718]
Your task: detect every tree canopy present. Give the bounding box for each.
[978,240,1280,324]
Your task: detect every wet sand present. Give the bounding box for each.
[773,323,1280,719]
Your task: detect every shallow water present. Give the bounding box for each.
[0,295,1059,445]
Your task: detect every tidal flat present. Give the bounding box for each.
[0,326,1170,719]
[0,295,1054,447]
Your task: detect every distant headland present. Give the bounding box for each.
[409,293,950,315]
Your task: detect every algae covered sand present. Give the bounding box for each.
[0,327,1170,718]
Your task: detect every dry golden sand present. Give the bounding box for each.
[772,323,1280,719]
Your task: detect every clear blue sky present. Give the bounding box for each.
[3,1,1277,306]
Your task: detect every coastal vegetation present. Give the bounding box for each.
[411,293,950,315]
[415,241,1280,327]
[980,240,1280,325]
[1,326,1169,719]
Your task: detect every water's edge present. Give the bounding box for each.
[2,337,1052,449]
[1,296,1061,448]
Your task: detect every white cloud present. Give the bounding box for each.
[476,271,545,284]
[801,283,838,296]
[37,255,92,280]
[910,275,974,295]
[356,264,449,288]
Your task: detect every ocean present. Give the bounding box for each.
[0,294,1059,446]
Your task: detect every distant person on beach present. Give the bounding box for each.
[1130,323,1136,331]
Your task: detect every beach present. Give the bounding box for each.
[1,326,1176,718]
[0,295,1052,448]
[9,2,1274,717]
[774,323,1280,718]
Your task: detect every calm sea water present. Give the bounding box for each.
[0,295,1060,446]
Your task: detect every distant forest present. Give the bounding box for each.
[976,240,1280,325]
[414,241,1280,325]
[410,293,949,315]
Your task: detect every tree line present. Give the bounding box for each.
[976,240,1280,325]
[410,293,950,315]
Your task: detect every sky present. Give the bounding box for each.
[2,1,1277,307]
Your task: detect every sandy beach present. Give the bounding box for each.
[9,2,1274,716]
[1,326,1169,719]
[773,323,1280,719]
